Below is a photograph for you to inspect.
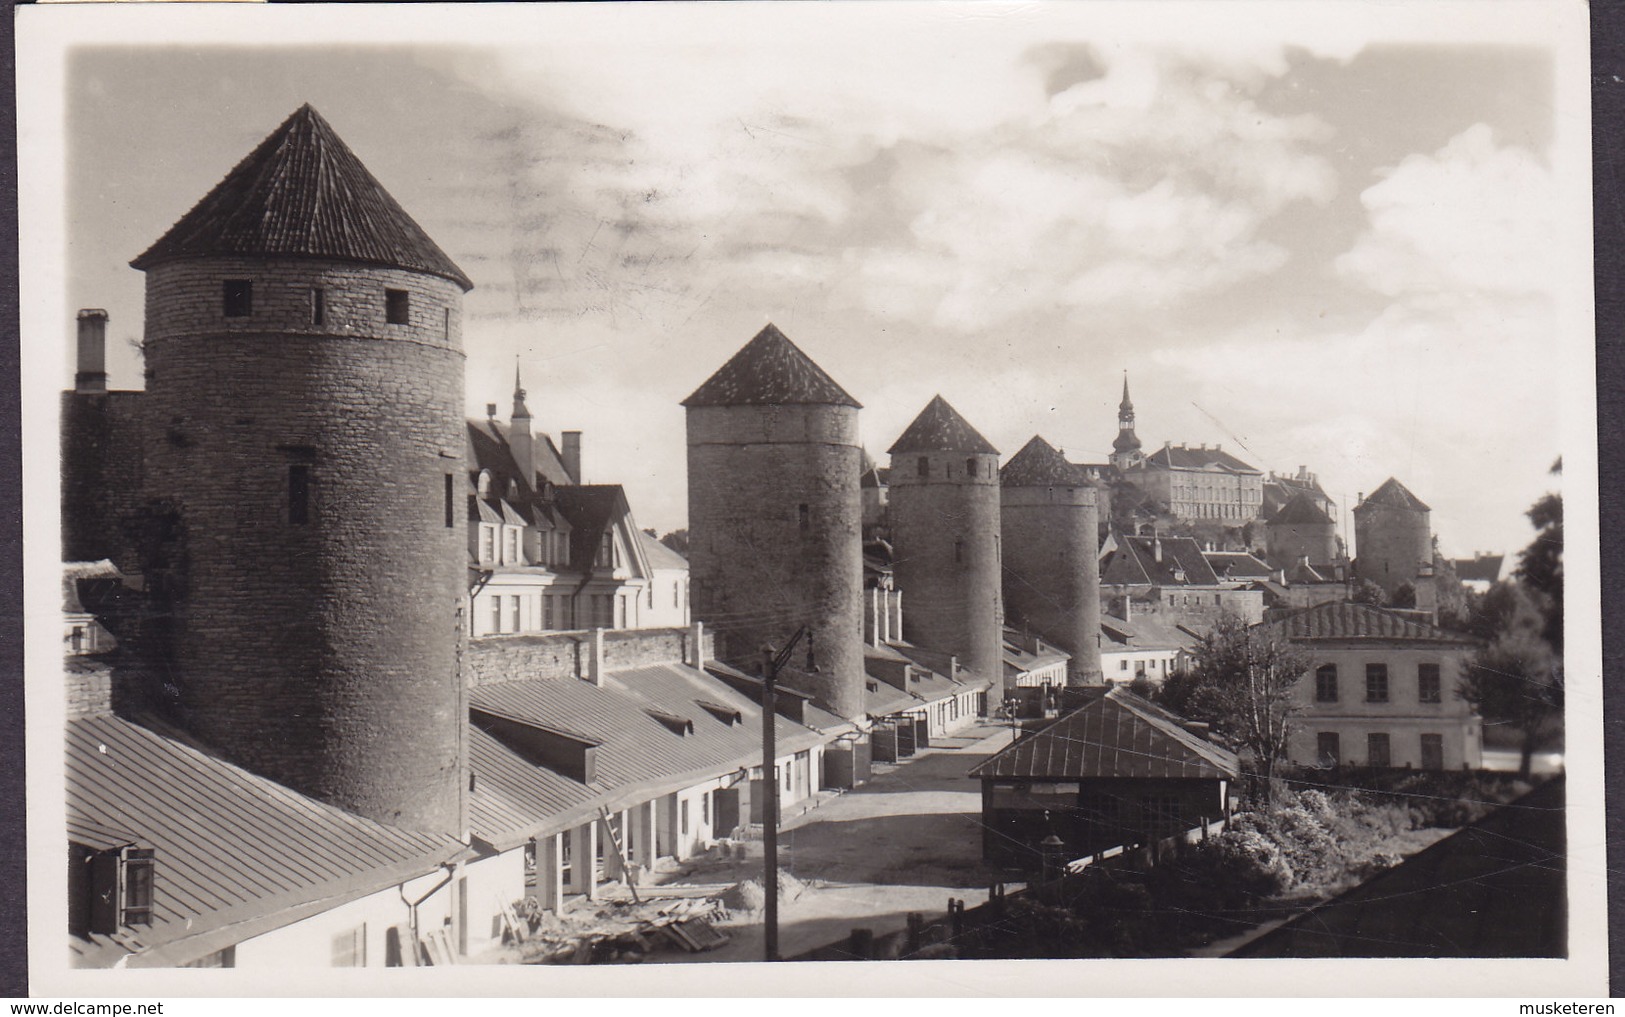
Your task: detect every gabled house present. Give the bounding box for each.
[466,381,688,637]
[1100,531,1264,624]
[1258,602,1482,770]
[971,685,1239,866]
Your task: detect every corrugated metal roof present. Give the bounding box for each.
[131,105,472,290]
[1001,435,1090,487]
[970,687,1239,780]
[887,395,999,455]
[683,324,860,408]
[1258,602,1474,644]
[467,663,832,845]
[67,714,462,967]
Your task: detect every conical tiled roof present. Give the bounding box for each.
[132,104,473,291]
[1001,435,1083,486]
[887,395,998,455]
[682,324,860,408]
[1270,491,1333,526]
[1356,477,1430,513]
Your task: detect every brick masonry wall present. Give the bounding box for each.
[686,403,865,720]
[1266,520,1338,568]
[137,258,467,834]
[466,626,714,686]
[889,450,1005,691]
[1001,484,1102,683]
[61,391,147,565]
[1354,505,1431,598]
[143,256,463,351]
[66,663,112,717]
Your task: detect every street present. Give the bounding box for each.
[664,721,1016,962]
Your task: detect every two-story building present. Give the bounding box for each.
[1260,602,1482,770]
[466,380,689,637]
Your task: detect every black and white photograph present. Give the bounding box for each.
[17,0,1605,997]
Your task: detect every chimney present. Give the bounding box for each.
[587,628,606,685]
[1153,536,1163,563]
[1414,566,1438,622]
[686,621,706,667]
[75,309,108,395]
[486,402,498,421]
[562,431,583,485]
[1121,594,1132,620]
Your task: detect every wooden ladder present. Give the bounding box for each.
[598,806,641,904]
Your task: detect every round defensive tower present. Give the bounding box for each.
[1265,491,1339,570]
[682,324,866,721]
[131,105,470,833]
[886,396,1005,693]
[1000,435,1102,685]
[1352,477,1433,599]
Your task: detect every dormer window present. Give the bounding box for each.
[223,280,252,317]
[385,288,410,325]
[596,532,615,569]
[70,841,155,937]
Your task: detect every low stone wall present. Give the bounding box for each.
[466,626,714,686]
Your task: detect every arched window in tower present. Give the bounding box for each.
[798,503,810,533]
[477,470,492,498]
[309,287,325,326]
[917,456,929,479]
[954,538,964,563]
[966,457,976,477]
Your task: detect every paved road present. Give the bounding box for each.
[665,722,1016,962]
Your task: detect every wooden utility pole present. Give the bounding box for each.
[760,627,814,963]
[761,645,779,962]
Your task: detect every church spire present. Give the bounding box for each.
[1111,370,1142,468]
[512,360,531,421]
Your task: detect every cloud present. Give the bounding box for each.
[1152,122,1562,557]
[1336,123,1554,297]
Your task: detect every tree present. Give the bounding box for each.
[1349,578,1386,606]
[1157,613,1312,791]
[1461,582,1563,778]
[1516,458,1562,654]
[1390,581,1417,610]
[658,529,690,556]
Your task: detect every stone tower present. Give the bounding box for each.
[682,323,866,721]
[1000,435,1102,685]
[1353,477,1433,599]
[1266,491,1339,570]
[887,396,1005,692]
[130,105,471,833]
[1110,372,1143,471]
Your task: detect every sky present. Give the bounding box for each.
[55,4,1579,561]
